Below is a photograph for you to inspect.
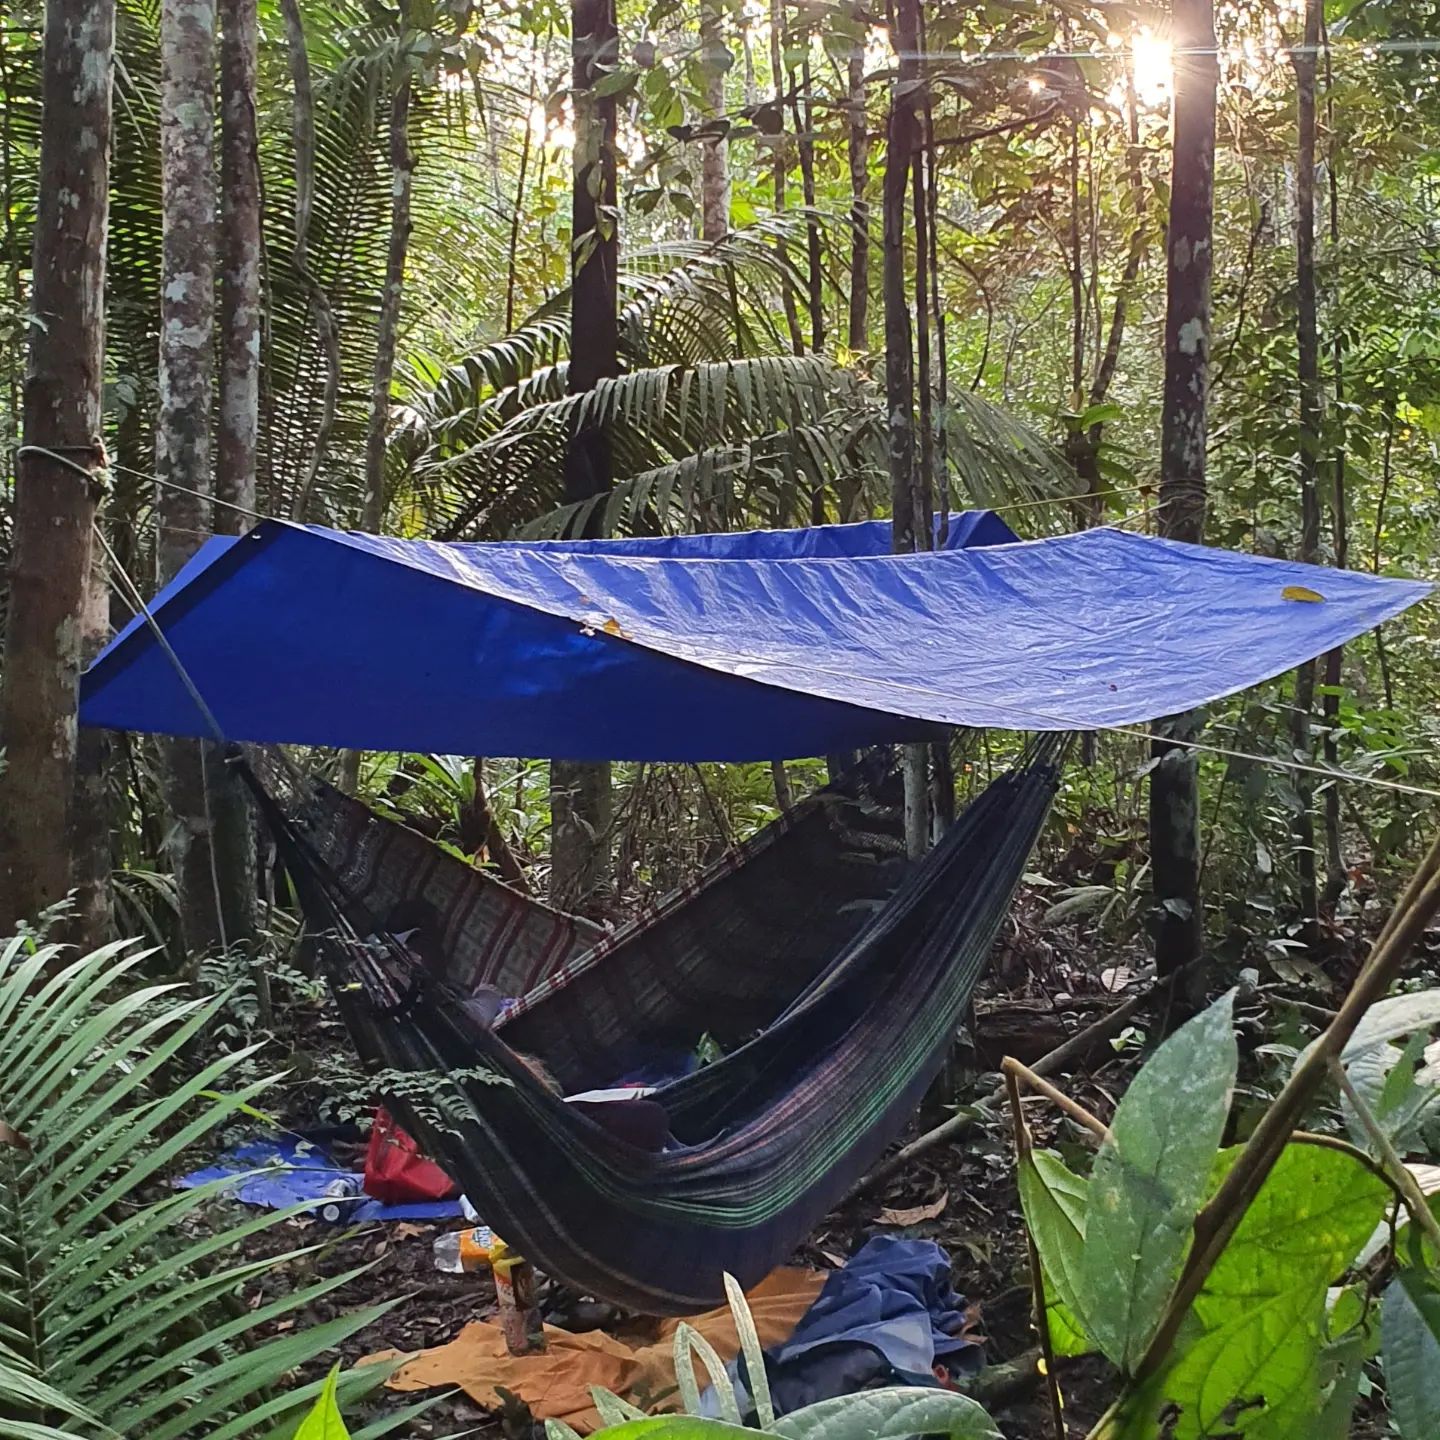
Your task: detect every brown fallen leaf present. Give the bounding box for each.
[0,1119,30,1150]
[393,1222,428,1240]
[878,1189,949,1226]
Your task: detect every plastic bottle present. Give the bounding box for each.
[432,1224,497,1273]
[316,1178,363,1223]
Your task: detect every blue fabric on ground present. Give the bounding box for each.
[773,1236,981,1377]
[704,1236,982,1419]
[79,515,1427,761]
[175,1134,465,1222]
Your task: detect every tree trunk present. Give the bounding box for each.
[213,0,262,942]
[791,54,824,352]
[1291,0,1323,928]
[845,9,870,352]
[1070,60,1146,528]
[158,0,235,958]
[280,0,340,522]
[883,0,928,858]
[505,75,536,333]
[1149,0,1218,979]
[0,0,114,935]
[550,0,619,912]
[219,0,260,526]
[338,13,416,795]
[459,759,530,891]
[767,0,803,354]
[71,547,114,948]
[1321,25,1347,906]
[699,0,730,242]
[362,23,414,531]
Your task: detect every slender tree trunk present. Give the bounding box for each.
[1149,0,1218,979]
[338,13,416,794]
[1373,405,1396,711]
[550,0,619,911]
[219,0,260,525]
[362,20,414,531]
[845,10,870,352]
[212,0,262,943]
[1291,0,1322,930]
[280,0,340,522]
[72,547,113,948]
[1071,71,1145,771]
[699,0,730,242]
[158,0,233,957]
[791,54,824,351]
[0,0,115,934]
[770,760,793,812]
[459,759,530,891]
[768,0,803,353]
[505,74,536,333]
[1320,23,1347,907]
[883,0,928,858]
[1067,120,1085,407]
[910,132,934,536]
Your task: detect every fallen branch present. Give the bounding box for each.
[848,960,1205,1201]
[1002,1057,1108,1140]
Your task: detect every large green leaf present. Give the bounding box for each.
[1131,1142,1388,1438]
[1297,988,1440,1073]
[1016,1149,1095,1355]
[570,1388,1002,1440]
[1383,1268,1440,1440]
[770,1387,1004,1440]
[1076,990,1239,1372]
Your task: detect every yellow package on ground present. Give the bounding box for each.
[363,1267,826,1433]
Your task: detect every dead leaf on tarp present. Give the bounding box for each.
[878,1190,949,1226]
[1282,584,1325,603]
[1409,1163,1440,1195]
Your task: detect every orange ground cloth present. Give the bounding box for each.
[363,1267,826,1432]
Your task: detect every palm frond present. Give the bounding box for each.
[0,935,424,1439]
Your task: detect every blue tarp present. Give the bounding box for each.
[80,514,1429,762]
[175,1134,465,1222]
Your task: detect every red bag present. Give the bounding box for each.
[362,1107,460,1204]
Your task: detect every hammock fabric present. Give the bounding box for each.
[251,742,1061,1313]
[284,756,908,1095]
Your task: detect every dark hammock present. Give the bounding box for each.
[252,741,1061,1313]
[280,755,909,1094]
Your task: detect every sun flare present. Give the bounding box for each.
[1131,29,1173,107]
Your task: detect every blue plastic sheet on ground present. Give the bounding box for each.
[175,1134,465,1222]
[80,514,1429,761]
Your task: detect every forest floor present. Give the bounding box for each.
[231,876,1410,1440]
